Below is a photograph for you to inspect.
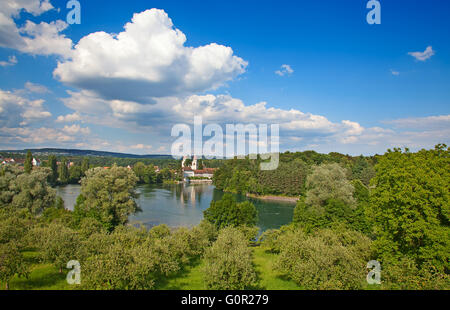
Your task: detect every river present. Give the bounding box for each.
[56,183,295,233]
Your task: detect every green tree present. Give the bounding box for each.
[74,165,139,231]
[81,158,90,175]
[69,165,83,184]
[204,194,258,230]
[24,150,33,174]
[351,155,375,186]
[48,155,58,185]
[33,223,80,273]
[58,158,69,184]
[203,227,257,290]
[305,163,356,207]
[0,167,56,214]
[0,242,29,289]
[133,162,157,184]
[369,145,450,273]
[275,228,372,290]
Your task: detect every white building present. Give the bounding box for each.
[32,158,41,167]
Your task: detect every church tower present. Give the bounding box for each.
[191,155,198,170]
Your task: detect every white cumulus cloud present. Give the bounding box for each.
[54,9,247,103]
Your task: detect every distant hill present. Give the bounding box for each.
[0,148,173,159]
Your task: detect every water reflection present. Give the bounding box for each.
[56,183,295,233]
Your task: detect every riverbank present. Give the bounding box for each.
[188,179,213,184]
[246,193,299,204]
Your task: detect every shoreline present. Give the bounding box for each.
[245,193,299,204]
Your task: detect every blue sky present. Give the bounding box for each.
[0,0,449,155]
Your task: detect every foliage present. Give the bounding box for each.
[204,193,258,230]
[0,242,29,289]
[133,162,157,184]
[32,223,80,273]
[305,163,356,207]
[351,155,376,186]
[369,145,449,273]
[73,165,139,231]
[58,158,69,184]
[48,155,58,185]
[275,228,372,290]
[24,150,33,174]
[381,257,449,290]
[203,227,257,290]
[69,165,83,184]
[0,166,56,215]
[79,225,212,290]
[81,158,90,174]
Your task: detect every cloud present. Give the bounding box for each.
[130,144,152,150]
[0,88,51,127]
[0,55,18,67]
[383,115,450,130]
[408,46,435,61]
[24,81,49,93]
[58,87,450,155]
[0,126,91,145]
[390,69,400,76]
[19,20,73,57]
[56,112,82,123]
[275,64,294,76]
[0,0,72,58]
[62,124,90,135]
[54,9,247,103]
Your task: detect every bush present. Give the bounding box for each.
[381,257,449,290]
[275,228,372,289]
[369,146,450,273]
[204,194,258,230]
[203,227,257,290]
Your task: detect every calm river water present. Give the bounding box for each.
[56,184,295,233]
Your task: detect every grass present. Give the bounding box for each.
[0,251,71,290]
[158,246,301,290]
[1,247,301,290]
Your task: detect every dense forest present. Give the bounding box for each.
[0,145,448,290]
[213,151,376,197]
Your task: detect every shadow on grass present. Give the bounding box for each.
[155,257,204,290]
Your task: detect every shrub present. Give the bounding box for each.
[275,228,372,289]
[203,227,257,290]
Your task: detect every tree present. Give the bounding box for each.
[133,162,157,184]
[203,227,257,290]
[58,158,69,184]
[305,163,356,207]
[81,158,90,175]
[351,155,375,186]
[24,150,33,174]
[204,194,258,230]
[159,168,173,182]
[33,223,80,273]
[69,165,83,184]
[74,165,139,231]
[0,167,56,214]
[369,145,450,274]
[275,228,372,289]
[48,155,58,184]
[0,243,28,289]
